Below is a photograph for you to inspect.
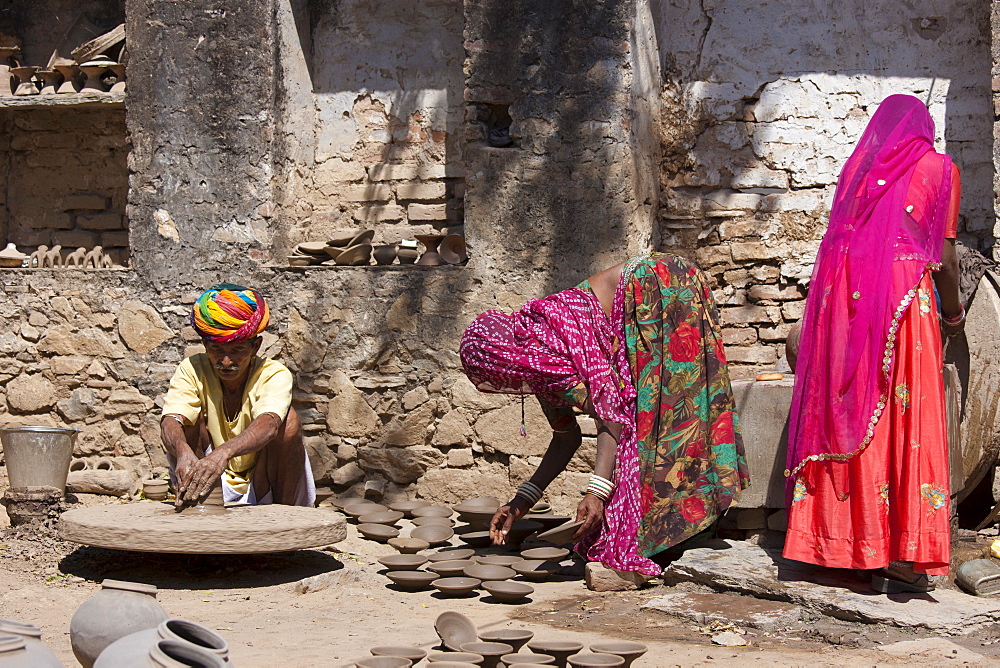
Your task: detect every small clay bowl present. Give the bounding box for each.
[428,559,475,577]
[358,510,404,526]
[482,581,534,603]
[535,520,583,545]
[389,537,430,554]
[528,641,585,666]
[459,642,514,666]
[371,646,427,662]
[520,547,570,561]
[429,663,480,668]
[377,554,428,571]
[464,564,515,582]
[358,523,400,542]
[427,548,476,562]
[328,496,362,510]
[589,641,647,668]
[411,524,455,546]
[458,531,493,548]
[388,500,431,517]
[501,653,555,666]
[432,577,482,597]
[439,234,468,265]
[522,514,571,532]
[344,502,387,518]
[355,657,411,668]
[567,654,624,667]
[413,505,453,518]
[456,509,498,524]
[511,560,560,581]
[454,501,500,514]
[297,241,331,255]
[427,651,485,664]
[413,516,455,527]
[435,611,479,651]
[530,502,551,513]
[384,570,437,590]
[476,555,523,567]
[478,629,534,652]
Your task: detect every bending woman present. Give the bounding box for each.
[783,95,964,593]
[460,253,749,575]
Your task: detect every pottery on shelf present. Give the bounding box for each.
[478,629,534,653]
[528,641,585,668]
[567,654,624,667]
[0,47,18,95]
[415,234,446,266]
[10,66,38,95]
[70,580,169,668]
[458,642,514,668]
[79,61,113,92]
[0,619,62,667]
[410,524,454,546]
[387,500,430,517]
[384,570,437,591]
[370,645,427,662]
[427,651,485,664]
[142,479,169,501]
[377,554,427,571]
[358,523,399,542]
[54,64,81,93]
[396,244,419,265]
[35,70,61,94]
[107,63,126,93]
[412,504,453,518]
[329,229,375,247]
[334,243,373,266]
[439,234,468,265]
[512,559,561,581]
[588,641,647,668]
[93,618,229,668]
[388,537,430,554]
[0,243,27,268]
[427,548,476,562]
[434,611,478,651]
[432,576,481,597]
[373,244,397,265]
[427,559,475,577]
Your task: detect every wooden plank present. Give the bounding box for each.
[71,23,125,64]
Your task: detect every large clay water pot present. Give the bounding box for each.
[95,619,231,666]
[70,580,169,667]
[149,640,226,667]
[0,619,61,667]
[0,425,79,493]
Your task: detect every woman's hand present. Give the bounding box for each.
[490,496,531,544]
[574,494,605,539]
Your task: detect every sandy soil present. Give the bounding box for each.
[1,491,996,667]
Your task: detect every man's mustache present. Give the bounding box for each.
[216,365,240,373]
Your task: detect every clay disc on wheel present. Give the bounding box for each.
[59,503,347,554]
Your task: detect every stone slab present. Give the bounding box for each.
[877,638,987,663]
[642,591,801,631]
[59,502,347,554]
[662,540,1000,635]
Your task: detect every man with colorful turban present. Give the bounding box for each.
[160,283,315,508]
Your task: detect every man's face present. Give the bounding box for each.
[203,337,262,384]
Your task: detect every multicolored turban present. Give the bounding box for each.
[191,283,270,343]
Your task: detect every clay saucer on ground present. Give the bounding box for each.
[343,502,387,518]
[355,657,411,668]
[528,641,584,666]
[358,510,404,525]
[475,555,523,567]
[411,524,455,546]
[413,505,453,518]
[427,651,485,664]
[429,663,481,668]
[567,654,624,667]
[588,641,647,668]
[384,570,436,590]
[389,537,430,554]
[520,547,570,561]
[377,554,427,571]
[412,516,455,527]
[522,514,571,531]
[504,520,544,546]
[530,502,551,513]
[432,577,482,597]
[371,645,427,662]
[459,642,514,665]
[388,500,431,517]
[456,508,497,524]
[458,531,493,548]
[511,559,560,581]
[428,559,475,577]
[535,520,583,545]
[482,581,534,603]
[428,548,476,562]
[439,234,468,265]
[464,564,515,582]
[454,499,501,513]
[358,523,399,542]
[478,629,533,652]
[501,653,555,666]
[435,611,479,651]
[328,496,363,510]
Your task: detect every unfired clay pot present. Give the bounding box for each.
[94,619,230,667]
[143,479,169,501]
[10,66,37,95]
[70,580,169,668]
[35,70,61,94]
[0,620,61,667]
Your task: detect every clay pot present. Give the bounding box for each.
[475,555,523,567]
[410,524,454,546]
[456,508,496,524]
[412,504,453,518]
[431,576,481,597]
[387,500,430,517]
[588,641,646,668]
[94,619,230,667]
[355,657,411,668]
[373,244,397,265]
[501,653,555,666]
[334,243,373,266]
[79,62,111,92]
[35,70,61,94]
[535,520,583,545]
[343,502,386,518]
[427,548,476,562]
[70,580,169,668]
[439,234,468,265]
[482,581,533,603]
[0,243,27,268]
[384,570,436,591]
[143,479,169,501]
[435,611,478,651]
[396,247,419,265]
[520,547,569,561]
[478,629,533,653]
[427,651,485,664]
[377,554,427,571]
[527,641,584,668]
[415,234,446,266]
[530,502,551,513]
[108,64,126,93]
[358,510,403,526]
[329,229,374,247]
[371,646,426,662]
[566,654,623,668]
[148,639,226,667]
[504,520,543,547]
[512,559,560,581]
[458,531,493,548]
[522,514,571,532]
[358,523,400,542]
[10,66,37,95]
[0,620,61,667]
[464,564,515,582]
[412,516,454,527]
[427,559,475,577]
[459,642,514,668]
[388,537,430,554]
[786,323,802,373]
[0,47,17,95]
[54,64,81,93]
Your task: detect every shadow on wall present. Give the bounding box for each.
[648,0,994,259]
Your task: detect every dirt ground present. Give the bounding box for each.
[1,489,997,667]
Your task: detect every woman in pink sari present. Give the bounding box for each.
[783,95,964,593]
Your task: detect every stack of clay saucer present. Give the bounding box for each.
[288,230,375,266]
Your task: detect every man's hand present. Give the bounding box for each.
[175,454,226,508]
[574,494,605,539]
[490,496,531,545]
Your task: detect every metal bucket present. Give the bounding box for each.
[0,426,80,493]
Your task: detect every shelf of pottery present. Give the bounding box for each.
[0,243,124,269]
[289,230,468,267]
[0,24,126,107]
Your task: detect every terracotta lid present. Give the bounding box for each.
[100,579,158,596]
[0,243,27,260]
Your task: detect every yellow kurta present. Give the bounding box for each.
[162,354,293,495]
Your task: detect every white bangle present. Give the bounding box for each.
[163,414,186,428]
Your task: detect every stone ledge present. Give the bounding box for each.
[0,91,126,109]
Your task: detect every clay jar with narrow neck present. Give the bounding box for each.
[95,619,231,667]
[70,580,169,668]
[0,620,61,667]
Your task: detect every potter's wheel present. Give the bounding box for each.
[59,503,347,554]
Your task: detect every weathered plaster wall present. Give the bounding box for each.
[652,0,993,376]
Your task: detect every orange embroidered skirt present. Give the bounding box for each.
[783,268,951,575]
